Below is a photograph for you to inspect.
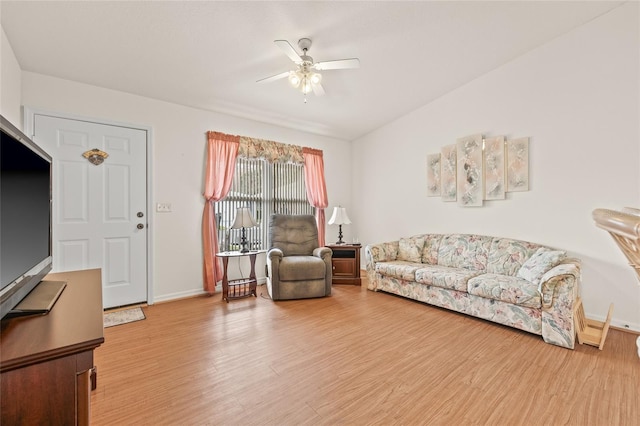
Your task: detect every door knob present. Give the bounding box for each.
[137,212,144,218]
[137,223,145,229]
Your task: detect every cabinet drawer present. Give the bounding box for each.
[332,249,355,259]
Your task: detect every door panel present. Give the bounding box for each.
[58,240,90,271]
[34,114,147,308]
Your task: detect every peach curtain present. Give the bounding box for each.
[202,131,240,294]
[303,147,329,246]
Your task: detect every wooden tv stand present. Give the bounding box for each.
[1,269,104,425]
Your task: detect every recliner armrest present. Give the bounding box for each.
[266,248,284,300]
[267,248,284,261]
[313,246,332,261]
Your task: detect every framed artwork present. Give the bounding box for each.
[484,136,506,200]
[426,153,441,197]
[440,144,457,202]
[456,134,484,207]
[507,137,529,192]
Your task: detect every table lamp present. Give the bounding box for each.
[328,206,351,245]
[231,207,258,253]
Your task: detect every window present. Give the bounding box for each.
[215,157,314,251]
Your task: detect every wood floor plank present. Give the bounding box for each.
[91,282,639,425]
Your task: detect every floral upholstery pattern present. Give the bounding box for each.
[437,234,492,271]
[365,233,580,349]
[415,265,481,292]
[365,241,398,290]
[375,261,423,282]
[486,238,542,276]
[373,276,542,335]
[468,274,541,308]
[397,236,426,262]
[539,260,580,308]
[517,247,567,284]
[421,234,443,265]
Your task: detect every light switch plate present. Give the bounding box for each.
[156,203,172,213]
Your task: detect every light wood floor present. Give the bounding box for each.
[92,281,639,425]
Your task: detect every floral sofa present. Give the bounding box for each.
[365,234,581,349]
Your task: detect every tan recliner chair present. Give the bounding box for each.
[266,214,332,300]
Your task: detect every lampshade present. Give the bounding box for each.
[328,207,351,226]
[231,207,257,229]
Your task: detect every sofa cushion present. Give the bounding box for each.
[437,234,491,271]
[375,261,422,281]
[415,265,482,292]
[486,237,543,276]
[397,236,426,263]
[278,256,326,281]
[516,248,567,284]
[421,234,443,265]
[468,273,541,309]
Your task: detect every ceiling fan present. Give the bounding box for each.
[257,38,360,100]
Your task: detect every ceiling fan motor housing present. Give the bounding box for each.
[298,38,312,51]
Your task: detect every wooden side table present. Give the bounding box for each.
[327,244,361,286]
[216,250,265,302]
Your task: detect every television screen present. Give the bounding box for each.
[0,116,52,318]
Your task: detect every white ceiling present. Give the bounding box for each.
[1,1,624,141]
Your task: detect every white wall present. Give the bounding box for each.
[1,27,22,126]
[21,72,352,302]
[352,3,640,330]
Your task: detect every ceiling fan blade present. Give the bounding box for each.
[312,82,325,97]
[256,71,290,84]
[314,58,360,71]
[274,40,302,63]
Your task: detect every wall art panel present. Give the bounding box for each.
[426,153,441,197]
[440,145,457,202]
[484,136,506,200]
[456,134,484,207]
[507,137,529,192]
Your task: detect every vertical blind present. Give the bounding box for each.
[215,157,314,251]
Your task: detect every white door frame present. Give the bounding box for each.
[23,107,155,306]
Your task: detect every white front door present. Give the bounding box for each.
[33,114,148,308]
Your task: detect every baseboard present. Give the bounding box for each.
[152,278,268,305]
[586,312,640,334]
[610,324,640,335]
[153,288,208,304]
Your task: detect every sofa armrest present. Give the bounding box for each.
[365,241,399,266]
[538,258,581,308]
[364,241,399,290]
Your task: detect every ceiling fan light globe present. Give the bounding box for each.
[288,72,301,87]
[310,73,322,85]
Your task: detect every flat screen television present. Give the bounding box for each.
[0,114,53,319]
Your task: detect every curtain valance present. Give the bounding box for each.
[238,136,304,164]
[206,131,320,164]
